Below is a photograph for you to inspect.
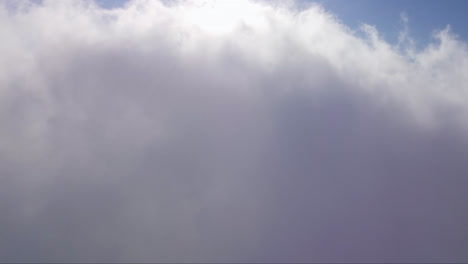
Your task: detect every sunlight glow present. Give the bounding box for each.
[182,0,266,35]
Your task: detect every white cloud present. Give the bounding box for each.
[1,0,468,262]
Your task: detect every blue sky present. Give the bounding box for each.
[319,0,468,45]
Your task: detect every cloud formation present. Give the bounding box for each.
[1,0,468,262]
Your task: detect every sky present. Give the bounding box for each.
[1,0,468,262]
[320,0,468,45]
[97,0,468,44]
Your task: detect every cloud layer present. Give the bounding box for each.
[1,0,468,262]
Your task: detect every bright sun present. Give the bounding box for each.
[183,0,265,34]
